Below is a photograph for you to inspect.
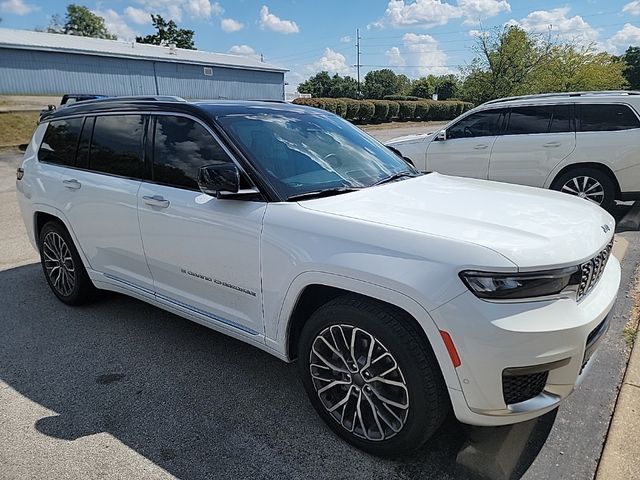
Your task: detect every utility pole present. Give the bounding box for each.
[356,28,361,98]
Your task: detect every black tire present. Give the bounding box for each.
[298,294,449,456]
[551,167,616,212]
[38,221,96,305]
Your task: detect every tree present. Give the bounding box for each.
[622,46,640,90]
[297,71,333,97]
[363,69,400,99]
[136,15,196,50]
[462,25,552,104]
[297,72,358,98]
[410,77,435,98]
[396,74,412,96]
[532,45,627,92]
[433,74,461,100]
[45,4,116,39]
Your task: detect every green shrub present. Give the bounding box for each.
[341,98,361,120]
[335,99,348,118]
[370,100,390,123]
[414,101,431,120]
[397,101,416,121]
[386,101,400,121]
[359,101,375,122]
[383,95,422,101]
[322,98,337,114]
[462,102,474,113]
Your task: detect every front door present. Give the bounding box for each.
[137,114,266,335]
[426,108,506,179]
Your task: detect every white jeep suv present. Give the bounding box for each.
[387,91,640,211]
[16,97,620,456]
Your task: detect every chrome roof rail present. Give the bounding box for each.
[485,91,640,105]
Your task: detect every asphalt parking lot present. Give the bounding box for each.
[1,146,639,480]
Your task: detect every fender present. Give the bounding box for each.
[31,203,93,271]
[267,270,463,392]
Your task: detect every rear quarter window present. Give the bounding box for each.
[38,118,84,166]
[579,104,640,132]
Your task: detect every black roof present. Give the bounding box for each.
[41,96,318,123]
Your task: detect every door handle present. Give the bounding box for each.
[473,144,488,150]
[62,179,81,189]
[143,195,170,208]
[543,142,561,148]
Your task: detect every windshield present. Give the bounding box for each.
[215,111,417,200]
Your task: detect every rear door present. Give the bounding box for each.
[137,114,266,336]
[489,104,575,187]
[57,113,153,292]
[426,108,506,179]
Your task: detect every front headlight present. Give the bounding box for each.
[459,267,579,300]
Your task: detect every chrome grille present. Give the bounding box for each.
[576,240,614,301]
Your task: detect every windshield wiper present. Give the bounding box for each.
[372,171,422,186]
[287,187,360,201]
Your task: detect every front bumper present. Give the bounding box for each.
[430,256,621,427]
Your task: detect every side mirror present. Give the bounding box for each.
[436,130,447,141]
[198,163,240,196]
[18,144,28,152]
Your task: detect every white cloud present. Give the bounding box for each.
[133,0,222,22]
[184,0,222,18]
[402,33,450,75]
[259,5,299,34]
[221,18,243,32]
[340,35,352,43]
[125,6,150,25]
[510,8,599,43]
[0,0,38,15]
[606,23,640,53]
[623,1,640,15]
[229,44,260,60]
[93,9,137,40]
[386,46,406,66]
[309,47,351,75]
[370,0,510,29]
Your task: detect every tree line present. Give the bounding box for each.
[299,26,640,105]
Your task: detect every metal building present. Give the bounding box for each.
[0,28,287,100]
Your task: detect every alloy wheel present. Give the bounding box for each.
[309,324,409,441]
[560,176,605,205]
[42,231,76,296]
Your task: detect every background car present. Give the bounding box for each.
[386,91,640,211]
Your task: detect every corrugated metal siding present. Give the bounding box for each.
[0,48,284,100]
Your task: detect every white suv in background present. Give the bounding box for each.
[387,91,640,211]
[16,97,620,456]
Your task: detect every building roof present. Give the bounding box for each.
[0,28,287,73]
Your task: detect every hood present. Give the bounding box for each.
[298,173,614,269]
[386,132,435,145]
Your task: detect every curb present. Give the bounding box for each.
[595,270,640,480]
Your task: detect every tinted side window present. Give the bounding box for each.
[506,106,553,135]
[447,110,504,139]
[549,104,572,133]
[580,104,640,132]
[38,118,84,166]
[90,115,145,178]
[153,115,234,190]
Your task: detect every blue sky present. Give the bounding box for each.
[1,0,640,92]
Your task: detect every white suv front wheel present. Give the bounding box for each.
[298,294,449,456]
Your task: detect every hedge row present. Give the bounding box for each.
[292,97,474,123]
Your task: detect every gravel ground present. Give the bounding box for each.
[1,146,638,480]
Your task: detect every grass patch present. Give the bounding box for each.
[623,266,640,350]
[0,111,40,147]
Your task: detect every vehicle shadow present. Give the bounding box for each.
[0,264,556,480]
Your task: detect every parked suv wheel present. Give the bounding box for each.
[298,294,449,456]
[38,221,96,305]
[551,167,615,212]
